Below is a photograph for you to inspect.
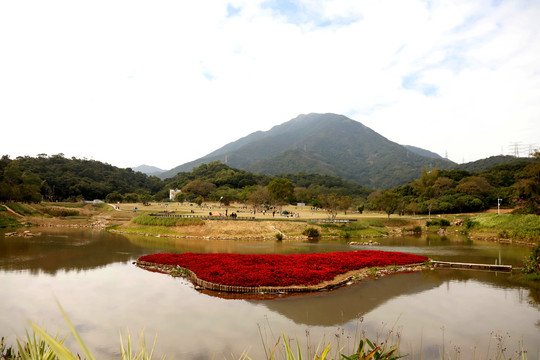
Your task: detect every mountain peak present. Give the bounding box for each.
[132,164,165,176]
[160,113,455,188]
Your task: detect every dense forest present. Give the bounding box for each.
[0,153,538,215]
[371,153,540,216]
[0,154,371,206]
[0,154,163,203]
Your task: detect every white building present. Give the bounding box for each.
[169,189,182,201]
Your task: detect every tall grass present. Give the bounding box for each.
[41,208,80,217]
[5,203,39,216]
[1,301,160,360]
[0,214,20,228]
[321,221,390,238]
[2,316,533,360]
[471,213,540,241]
[41,202,86,208]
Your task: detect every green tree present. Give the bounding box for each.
[106,191,124,203]
[174,192,186,203]
[3,161,22,185]
[372,191,401,219]
[247,185,271,210]
[513,157,540,214]
[406,201,421,216]
[124,193,139,203]
[412,166,439,199]
[294,187,312,204]
[456,176,493,197]
[182,180,217,198]
[337,195,354,215]
[266,178,294,205]
[210,186,239,206]
[317,193,339,220]
[433,177,454,197]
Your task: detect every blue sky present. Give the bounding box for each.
[1,0,539,169]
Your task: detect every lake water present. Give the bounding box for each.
[0,229,539,359]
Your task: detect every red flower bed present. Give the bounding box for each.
[139,251,427,288]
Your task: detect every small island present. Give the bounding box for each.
[137,250,428,294]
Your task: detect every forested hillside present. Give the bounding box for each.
[0,154,163,202]
[371,154,540,216]
[0,155,371,205]
[1,153,538,215]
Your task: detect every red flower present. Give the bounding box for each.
[138,251,427,287]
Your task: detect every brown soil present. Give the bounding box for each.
[175,220,315,239]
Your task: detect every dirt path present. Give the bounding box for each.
[3,204,24,217]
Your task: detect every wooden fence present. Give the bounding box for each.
[432,260,512,272]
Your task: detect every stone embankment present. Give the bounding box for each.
[4,230,41,237]
[30,216,109,230]
[110,228,305,241]
[349,240,380,246]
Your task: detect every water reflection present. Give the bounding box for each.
[0,229,157,274]
[1,230,529,274]
[254,272,438,326]
[1,229,538,359]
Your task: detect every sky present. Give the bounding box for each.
[1,0,539,171]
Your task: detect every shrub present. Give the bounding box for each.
[42,208,80,217]
[405,225,422,234]
[275,233,283,241]
[464,218,477,229]
[0,214,20,228]
[522,245,540,278]
[302,227,320,238]
[426,218,450,227]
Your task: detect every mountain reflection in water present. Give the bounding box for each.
[1,229,539,360]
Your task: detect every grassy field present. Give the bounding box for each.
[112,201,413,221]
[3,201,539,243]
[106,201,420,239]
[469,213,540,242]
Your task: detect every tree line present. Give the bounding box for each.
[368,152,540,217]
[1,153,538,216]
[0,155,370,209]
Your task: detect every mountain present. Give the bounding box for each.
[455,155,535,172]
[160,113,456,188]
[402,145,445,160]
[132,164,165,176]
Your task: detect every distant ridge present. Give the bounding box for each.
[159,113,456,188]
[132,164,165,176]
[455,155,535,172]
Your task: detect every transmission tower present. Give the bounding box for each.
[509,142,528,157]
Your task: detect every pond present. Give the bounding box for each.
[0,229,538,359]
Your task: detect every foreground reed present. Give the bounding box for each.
[0,301,532,360]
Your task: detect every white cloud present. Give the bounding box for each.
[0,0,539,169]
